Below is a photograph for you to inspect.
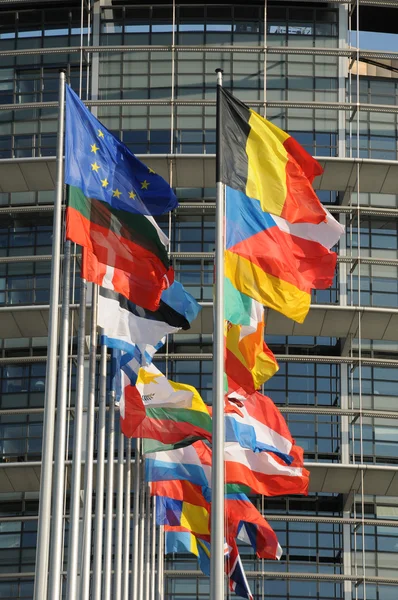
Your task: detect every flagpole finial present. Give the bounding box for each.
[215,68,224,74]
[59,68,67,74]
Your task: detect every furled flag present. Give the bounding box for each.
[225,186,344,323]
[165,527,252,599]
[224,391,294,464]
[227,539,254,600]
[153,478,282,562]
[219,86,325,225]
[224,279,278,394]
[119,364,212,446]
[65,85,177,310]
[153,479,211,539]
[224,442,309,497]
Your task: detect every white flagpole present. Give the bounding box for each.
[103,397,115,600]
[65,279,87,598]
[130,439,141,600]
[210,67,226,600]
[122,438,132,600]
[157,525,164,600]
[80,282,99,600]
[137,461,146,599]
[92,339,107,600]
[48,238,71,599]
[144,484,152,600]
[150,495,157,600]
[33,68,66,600]
[114,431,125,600]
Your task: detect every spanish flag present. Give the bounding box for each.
[219,87,326,225]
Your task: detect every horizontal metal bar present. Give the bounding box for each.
[1,43,398,62]
[0,353,397,368]
[1,253,397,267]
[0,402,397,421]
[2,98,398,114]
[164,570,398,585]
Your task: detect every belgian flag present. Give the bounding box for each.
[219,87,326,225]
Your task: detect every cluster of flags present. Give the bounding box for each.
[64,83,343,598]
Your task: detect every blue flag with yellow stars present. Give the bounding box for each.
[64,85,178,216]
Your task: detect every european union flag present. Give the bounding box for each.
[64,85,178,216]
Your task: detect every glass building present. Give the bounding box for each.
[0,0,398,598]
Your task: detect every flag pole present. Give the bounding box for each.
[33,68,66,600]
[144,483,152,600]
[103,395,115,600]
[65,279,87,599]
[137,460,146,599]
[131,438,141,600]
[150,495,157,600]
[48,238,71,599]
[92,338,108,600]
[114,431,125,600]
[122,438,132,600]
[80,282,99,600]
[210,68,226,600]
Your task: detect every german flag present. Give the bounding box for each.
[219,87,326,225]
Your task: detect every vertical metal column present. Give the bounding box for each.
[103,398,115,600]
[210,69,226,600]
[144,484,152,600]
[33,69,66,600]
[156,525,164,600]
[137,461,146,600]
[131,439,141,600]
[150,495,157,600]
[114,431,125,600]
[92,340,108,600]
[48,239,71,599]
[80,282,99,600]
[65,280,87,598]
[122,438,132,600]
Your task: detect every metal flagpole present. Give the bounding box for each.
[144,483,151,600]
[92,339,107,600]
[103,396,115,600]
[80,282,99,600]
[65,279,87,598]
[114,431,125,600]
[130,438,141,600]
[137,461,146,600]
[210,68,226,600]
[150,495,157,600]
[122,438,132,600]
[33,68,66,600]
[47,238,71,599]
[156,525,164,600]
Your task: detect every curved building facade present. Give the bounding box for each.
[0,1,398,599]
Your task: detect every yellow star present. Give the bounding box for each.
[141,180,150,190]
[91,162,100,172]
[98,129,104,138]
[138,369,161,385]
[112,189,122,198]
[91,143,99,154]
[101,178,109,188]
[129,191,136,199]
[148,167,156,174]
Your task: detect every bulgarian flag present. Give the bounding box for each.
[120,364,212,447]
[64,84,177,311]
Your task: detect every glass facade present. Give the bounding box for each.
[0,1,398,599]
